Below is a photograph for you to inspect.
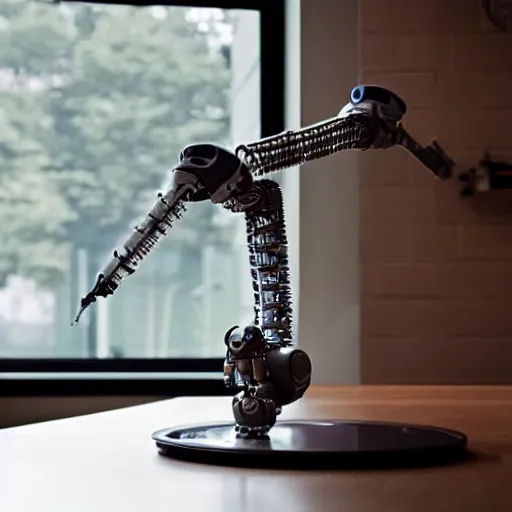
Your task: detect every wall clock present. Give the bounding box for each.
[483,0,512,32]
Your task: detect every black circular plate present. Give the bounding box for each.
[152,419,469,469]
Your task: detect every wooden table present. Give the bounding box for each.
[1,386,511,512]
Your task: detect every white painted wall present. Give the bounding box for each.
[229,9,261,327]
[285,0,361,385]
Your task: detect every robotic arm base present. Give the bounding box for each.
[224,325,312,438]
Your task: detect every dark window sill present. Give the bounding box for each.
[0,374,236,397]
[0,358,225,373]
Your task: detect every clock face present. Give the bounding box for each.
[484,0,512,32]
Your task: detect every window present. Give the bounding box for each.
[0,0,284,394]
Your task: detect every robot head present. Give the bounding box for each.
[175,144,254,204]
[339,84,407,124]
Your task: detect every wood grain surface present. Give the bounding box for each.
[1,386,511,512]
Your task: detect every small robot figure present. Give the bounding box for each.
[223,324,311,437]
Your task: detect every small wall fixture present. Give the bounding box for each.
[458,153,512,196]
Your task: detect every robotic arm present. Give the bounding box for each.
[72,85,455,438]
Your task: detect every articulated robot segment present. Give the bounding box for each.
[236,84,453,180]
[71,85,455,437]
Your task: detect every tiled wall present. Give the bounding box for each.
[360,0,512,383]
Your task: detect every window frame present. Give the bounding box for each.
[0,0,285,396]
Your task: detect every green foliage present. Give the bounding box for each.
[0,0,234,286]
